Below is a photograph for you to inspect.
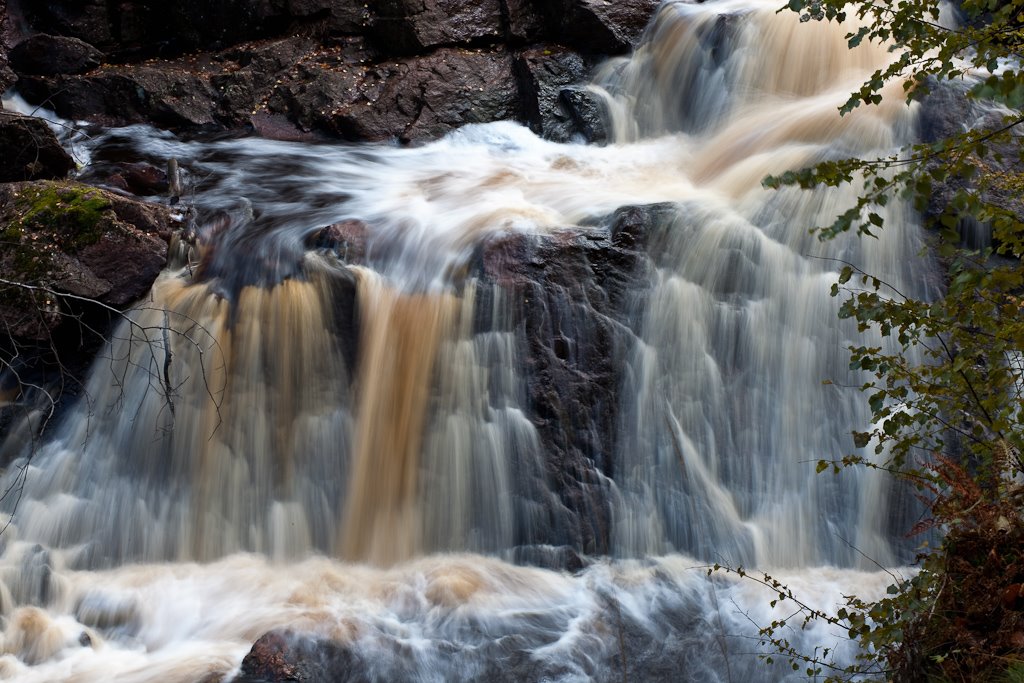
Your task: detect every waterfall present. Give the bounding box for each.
[0,1,937,680]
[599,1,931,568]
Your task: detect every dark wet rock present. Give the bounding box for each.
[558,87,607,143]
[307,220,366,376]
[541,0,661,54]
[15,37,521,142]
[6,0,646,142]
[16,71,152,129]
[473,203,673,553]
[347,48,519,143]
[307,219,370,262]
[918,80,1024,235]
[262,59,368,136]
[917,79,997,145]
[0,114,75,182]
[9,0,617,144]
[15,37,320,131]
[94,162,169,197]
[285,0,373,36]
[125,67,222,128]
[21,0,116,55]
[10,34,103,76]
[503,0,546,43]
[0,57,12,95]
[300,47,519,143]
[235,630,365,683]
[250,111,325,142]
[370,0,505,55]
[0,180,171,340]
[0,0,16,92]
[21,0,369,60]
[515,45,604,142]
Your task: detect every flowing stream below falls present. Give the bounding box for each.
[0,0,942,680]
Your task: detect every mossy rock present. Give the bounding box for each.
[1,183,114,293]
[0,180,171,340]
[8,182,115,251]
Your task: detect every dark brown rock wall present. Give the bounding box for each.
[370,0,505,54]
[5,0,662,142]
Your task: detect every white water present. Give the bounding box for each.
[0,1,936,680]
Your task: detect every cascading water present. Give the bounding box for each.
[602,2,933,569]
[0,1,938,680]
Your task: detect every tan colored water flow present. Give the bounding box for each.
[340,268,460,564]
[20,269,351,563]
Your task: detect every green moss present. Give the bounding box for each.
[1,182,117,293]
[13,182,114,251]
[1,222,22,242]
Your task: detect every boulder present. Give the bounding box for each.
[284,0,372,35]
[541,0,661,54]
[503,0,546,43]
[369,0,505,55]
[558,86,607,143]
[10,34,103,76]
[335,48,520,143]
[234,631,365,683]
[0,58,11,96]
[0,114,75,182]
[515,45,603,142]
[0,180,171,340]
[16,71,150,128]
[21,0,115,55]
[271,47,520,143]
[94,162,169,197]
[307,218,369,261]
[0,180,172,442]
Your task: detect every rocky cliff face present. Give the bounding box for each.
[3,0,659,143]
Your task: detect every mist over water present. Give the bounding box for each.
[0,1,937,680]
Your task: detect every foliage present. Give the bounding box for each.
[753,0,1024,679]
